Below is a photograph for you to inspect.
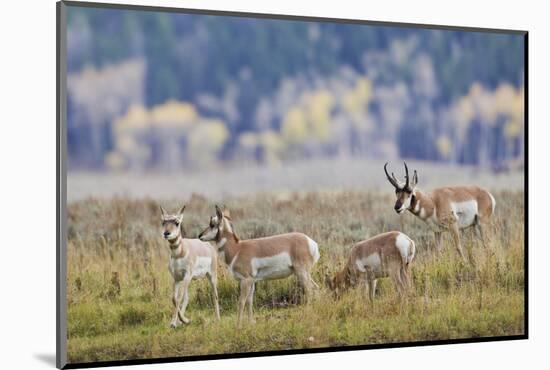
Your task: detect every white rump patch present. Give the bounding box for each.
[252,252,293,281]
[451,200,478,228]
[489,193,496,215]
[306,236,320,263]
[396,233,414,265]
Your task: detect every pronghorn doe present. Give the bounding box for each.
[198,205,320,326]
[160,205,220,328]
[384,162,496,260]
[327,231,415,301]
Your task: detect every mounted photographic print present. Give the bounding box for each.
[56,1,527,368]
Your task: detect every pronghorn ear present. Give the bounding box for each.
[159,205,167,218]
[412,170,418,187]
[222,205,231,218]
[176,205,186,223]
[215,205,223,220]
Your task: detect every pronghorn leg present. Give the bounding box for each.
[246,282,256,323]
[295,268,313,303]
[391,266,405,299]
[367,277,377,303]
[207,273,221,321]
[434,231,443,253]
[177,274,193,325]
[237,278,253,327]
[305,268,320,301]
[475,216,487,248]
[304,268,320,300]
[400,264,413,303]
[310,274,320,290]
[449,222,466,262]
[400,265,411,291]
[170,280,183,328]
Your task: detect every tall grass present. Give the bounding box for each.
[66,190,524,363]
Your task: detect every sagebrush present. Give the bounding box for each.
[66,190,524,363]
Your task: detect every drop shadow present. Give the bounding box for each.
[34,353,57,367]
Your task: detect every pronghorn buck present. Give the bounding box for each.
[384,162,496,260]
[198,205,320,326]
[327,231,415,301]
[160,205,220,328]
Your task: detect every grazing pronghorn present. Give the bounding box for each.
[160,205,220,328]
[198,205,320,326]
[327,231,415,301]
[384,162,496,260]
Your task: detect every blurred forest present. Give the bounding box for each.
[66,6,525,172]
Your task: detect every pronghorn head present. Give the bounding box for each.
[160,205,186,242]
[198,205,233,247]
[326,265,356,296]
[384,162,418,214]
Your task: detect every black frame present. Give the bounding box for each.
[56,1,529,368]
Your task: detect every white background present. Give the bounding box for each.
[0,0,546,368]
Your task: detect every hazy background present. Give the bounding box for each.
[66,6,525,201]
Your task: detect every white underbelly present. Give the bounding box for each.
[192,256,212,278]
[252,252,293,281]
[451,200,478,229]
[356,253,386,278]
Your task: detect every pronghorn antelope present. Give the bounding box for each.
[198,205,320,326]
[160,205,220,328]
[327,231,415,301]
[384,162,496,260]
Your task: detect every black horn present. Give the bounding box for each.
[384,162,400,189]
[403,162,410,190]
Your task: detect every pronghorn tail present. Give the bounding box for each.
[306,236,321,264]
[396,232,415,266]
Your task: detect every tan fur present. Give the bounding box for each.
[384,163,495,261]
[199,206,319,326]
[328,231,415,302]
[171,238,216,259]
[426,186,494,220]
[161,206,220,328]
[219,232,317,276]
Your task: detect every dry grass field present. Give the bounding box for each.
[66,189,525,364]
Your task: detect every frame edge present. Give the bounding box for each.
[57,1,68,368]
